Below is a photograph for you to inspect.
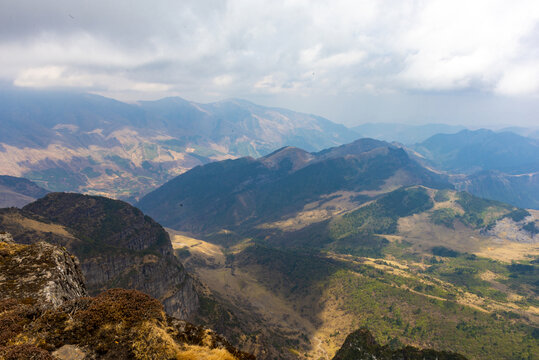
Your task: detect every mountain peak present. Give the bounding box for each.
[261,146,315,171]
[137,96,193,108]
[317,137,392,159]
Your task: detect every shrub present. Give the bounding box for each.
[0,299,34,346]
[431,246,461,258]
[76,289,166,332]
[0,344,53,360]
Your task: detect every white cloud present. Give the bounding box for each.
[213,74,235,87]
[495,63,539,95]
[14,65,171,94]
[14,66,93,88]
[394,0,539,93]
[1,0,539,106]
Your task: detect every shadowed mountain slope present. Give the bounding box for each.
[138,139,451,233]
[454,170,539,210]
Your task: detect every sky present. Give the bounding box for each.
[1,0,539,127]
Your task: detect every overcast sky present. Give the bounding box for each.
[1,0,538,127]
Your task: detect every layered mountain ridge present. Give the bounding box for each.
[138,138,451,233]
[0,88,357,201]
[413,129,539,175]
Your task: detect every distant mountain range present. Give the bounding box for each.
[411,129,539,208]
[1,88,537,210]
[352,123,466,144]
[413,129,539,174]
[498,126,539,139]
[0,175,49,208]
[0,88,357,201]
[351,123,539,145]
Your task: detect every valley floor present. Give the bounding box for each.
[168,228,538,360]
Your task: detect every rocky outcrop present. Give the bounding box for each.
[0,233,87,308]
[0,238,253,360]
[483,209,538,243]
[0,193,199,320]
[332,328,467,360]
[0,231,14,243]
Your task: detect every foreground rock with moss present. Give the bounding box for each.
[0,232,87,308]
[0,235,253,360]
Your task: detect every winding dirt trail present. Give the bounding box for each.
[313,336,329,360]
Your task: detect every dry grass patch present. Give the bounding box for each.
[177,346,236,360]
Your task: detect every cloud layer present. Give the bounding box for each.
[1,0,538,125]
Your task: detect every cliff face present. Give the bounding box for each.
[0,232,87,309]
[81,251,197,319]
[0,193,199,320]
[332,328,467,360]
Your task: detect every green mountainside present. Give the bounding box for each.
[171,187,538,359]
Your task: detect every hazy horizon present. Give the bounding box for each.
[1,0,538,127]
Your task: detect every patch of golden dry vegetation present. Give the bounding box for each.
[177,346,237,360]
[131,321,181,360]
[257,191,365,231]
